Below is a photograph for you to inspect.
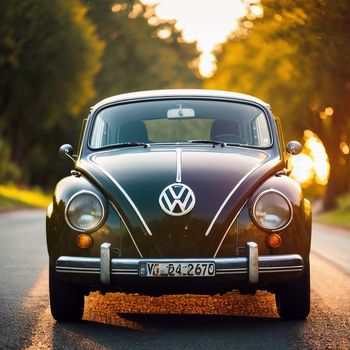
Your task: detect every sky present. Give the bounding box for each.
[141,0,259,77]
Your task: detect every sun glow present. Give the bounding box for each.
[141,0,250,77]
[289,130,330,187]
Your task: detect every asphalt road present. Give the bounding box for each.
[0,210,349,350]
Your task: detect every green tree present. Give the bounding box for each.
[0,139,20,183]
[0,0,103,183]
[84,0,200,102]
[0,0,201,189]
[206,0,350,209]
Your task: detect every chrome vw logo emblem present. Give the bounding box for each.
[159,183,196,216]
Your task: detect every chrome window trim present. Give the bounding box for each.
[252,189,293,232]
[86,96,275,152]
[87,158,153,237]
[205,153,271,237]
[64,190,106,233]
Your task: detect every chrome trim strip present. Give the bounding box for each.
[176,148,182,183]
[86,158,153,236]
[110,202,143,258]
[247,242,259,283]
[213,200,247,257]
[56,253,304,279]
[112,270,138,275]
[56,266,100,272]
[216,267,247,272]
[260,265,304,272]
[64,189,106,233]
[216,271,247,275]
[56,270,100,274]
[259,269,303,273]
[205,154,270,237]
[100,243,111,284]
[56,266,303,275]
[216,270,245,273]
[252,189,293,232]
[259,265,304,270]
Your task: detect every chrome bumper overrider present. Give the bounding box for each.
[56,242,304,285]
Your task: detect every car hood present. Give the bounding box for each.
[79,147,282,258]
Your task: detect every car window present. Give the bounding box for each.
[145,119,212,142]
[251,112,271,147]
[90,99,272,148]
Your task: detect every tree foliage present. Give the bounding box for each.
[0,0,104,183]
[0,139,20,183]
[0,0,200,188]
[84,0,200,102]
[206,0,350,208]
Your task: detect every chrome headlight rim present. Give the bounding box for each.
[251,189,293,232]
[64,190,107,233]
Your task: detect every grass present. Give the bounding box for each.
[317,211,350,228]
[316,193,350,228]
[0,185,51,210]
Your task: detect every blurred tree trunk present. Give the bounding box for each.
[10,116,23,169]
[322,107,350,209]
[324,156,349,210]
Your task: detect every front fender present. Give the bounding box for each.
[215,174,311,260]
[46,174,141,266]
[46,175,106,263]
[249,175,311,259]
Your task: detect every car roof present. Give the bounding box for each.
[91,89,270,112]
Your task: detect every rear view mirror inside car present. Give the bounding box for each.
[167,104,195,119]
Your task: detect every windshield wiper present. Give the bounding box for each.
[188,139,226,148]
[99,142,149,150]
[118,142,148,148]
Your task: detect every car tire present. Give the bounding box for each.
[275,259,310,320]
[49,264,84,322]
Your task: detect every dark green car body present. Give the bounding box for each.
[47,90,311,320]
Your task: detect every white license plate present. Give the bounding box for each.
[140,262,215,277]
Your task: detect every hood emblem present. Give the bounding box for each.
[159,183,196,216]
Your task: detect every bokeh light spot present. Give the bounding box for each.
[340,142,350,155]
[325,107,334,116]
[157,28,172,40]
[111,3,127,13]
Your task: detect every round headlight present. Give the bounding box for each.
[252,190,292,231]
[65,191,106,232]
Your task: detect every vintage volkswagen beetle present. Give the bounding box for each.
[47,89,311,321]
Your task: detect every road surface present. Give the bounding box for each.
[0,210,349,349]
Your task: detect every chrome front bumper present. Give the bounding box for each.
[56,242,304,285]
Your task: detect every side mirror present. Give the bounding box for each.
[58,144,75,161]
[286,140,302,155]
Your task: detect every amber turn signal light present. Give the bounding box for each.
[266,233,282,248]
[77,234,92,249]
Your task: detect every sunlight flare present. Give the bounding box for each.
[141,0,249,76]
[290,130,330,187]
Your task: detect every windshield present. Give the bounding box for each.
[89,99,272,149]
